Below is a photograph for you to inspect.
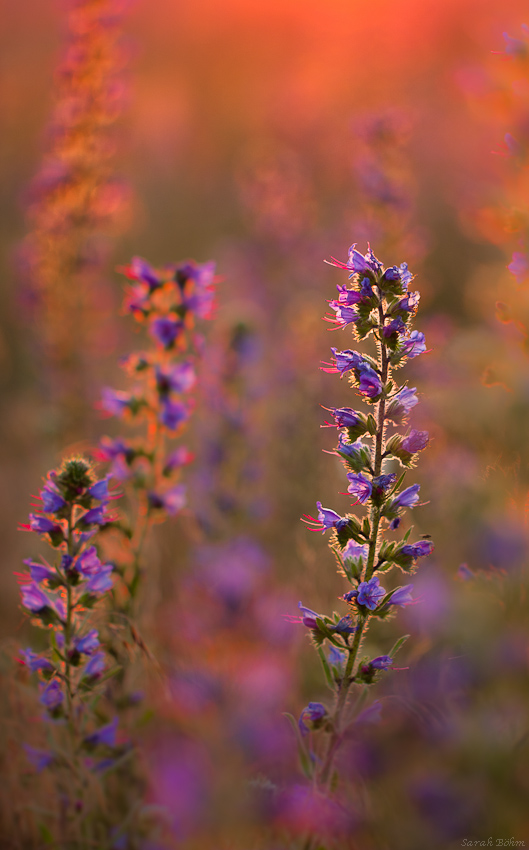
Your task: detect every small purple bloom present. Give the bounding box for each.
[502,30,528,57]
[386,584,414,607]
[126,256,161,289]
[389,484,421,512]
[147,484,186,516]
[335,284,363,306]
[401,429,429,453]
[401,330,426,358]
[297,601,323,629]
[325,407,361,429]
[345,245,383,276]
[342,539,368,561]
[401,540,434,559]
[86,567,114,595]
[357,364,383,398]
[343,589,358,602]
[75,546,102,576]
[159,398,189,431]
[357,576,386,610]
[389,517,401,531]
[28,515,63,537]
[156,362,196,395]
[163,446,194,474]
[327,348,363,375]
[337,435,365,460]
[24,559,56,584]
[75,630,101,655]
[372,473,396,499]
[23,744,54,772]
[20,582,51,613]
[328,646,346,666]
[77,506,108,528]
[508,252,529,284]
[457,563,474,581]
[39,680,63,712]
[85,717,118,748]
[304,502,349,533]
[383,317,406,338]
[87,477,110,502]
[149,316,183,348]
[397,291,420,312]
[331,614,357,634]
[327,302,359,328]
[385,386,418,422]
[347,473,372,503]
[298,702,327,736]
[370,655,393,670]
[83,652,106,680]
[20,649,54,673]
[100,388,132,417]
[40,484,66,514]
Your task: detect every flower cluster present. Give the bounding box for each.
[18,457,122,772]
[296,244,433,802]
[97,255,216,605]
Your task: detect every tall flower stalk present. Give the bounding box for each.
[294,245,432,829]
[18,457,124,845]
[97,255,216,621]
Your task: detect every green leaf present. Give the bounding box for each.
[317,647,335,690]
[403,526,413,542]
[388,634,410,658]
[283,713,313,779]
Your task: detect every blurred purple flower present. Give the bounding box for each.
[39,680,63,712]
[298,702,327,736]
[147,484,186,515]
[20,649,54,673]
[159,398,189,431]
[74,630,100,655]
[401,429,429,453]
[401,330,426,358]
[149,316,183,348]
[24,559,56,584]
[385,386,418,422]
[386,584,414,607]
[83,652,106,680]
[508,252,529,284]
[85,717,118,748]
[100,388,132,417]
[40,484,66,514]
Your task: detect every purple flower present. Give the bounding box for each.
[163,446,194,474]
[77,506,108,528]
[85,717,118,748]
[297,602,324,629]
[336,435,366,461]
[159,399,189,431]
[147,484,186,516]
[125,256,161,290]
[383,317,406,338]
[39,680,63,712]
[24,559,56,584]
[335,284,363,306]
[327,302,359,328]
[156,362,196,395]
[326,348,363,375]
[502,30,528,57]
[23,744,54,772]
[75,546,103,576]
[401,330,426,359]
[324,407,360,428]
[20,649,54,673]
[87,477,110,502]
[332,615,357,634]
[345,245,383,276]
[382,262,413,289]
[457,563,474,581]
[20,582,52,614]
[508,252,529,284]
[328,646,346,666]
[401,429,429,453]
[385,584,414,607]
[298,702,327,736]
[397,291,420,312]
[347,473,372,503]
[74,630,100,655]
[385,386,418,422]
[86,567,113,595]
[388,484,421,512]
[83,652,106,680]
[370,655,393,670]
[304,502,349,533]
[40,484,66,514]
[401,540,434,559]
[357,576,386,610]
[149,316,183,348]
[28,515,63,538]
[100,388,133,417]
[372,473,396,499]
[342,539,368,561]
[357,364,382,398]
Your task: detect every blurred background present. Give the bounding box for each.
[2,0,529,846]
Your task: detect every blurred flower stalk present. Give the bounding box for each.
[294,245,433,838]
[21,0,131,439]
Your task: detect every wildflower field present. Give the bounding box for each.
[2,0,529,847]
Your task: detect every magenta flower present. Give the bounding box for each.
[303,502,349,533]
[297,602,324,629]
[327,302,359,328]
[369,655,393,670]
